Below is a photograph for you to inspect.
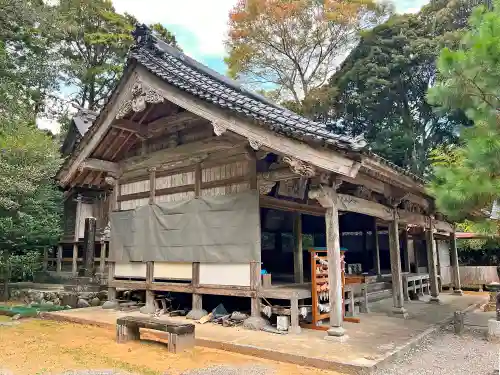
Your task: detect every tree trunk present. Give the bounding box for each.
[1,251,9,302]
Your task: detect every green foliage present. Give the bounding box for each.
[306,0,485,175]
[428,0,500,223]
[56,0,179,111]
[0,251,43,282]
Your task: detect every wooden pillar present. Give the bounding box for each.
[107,261,116,301]
[56,244,63,274]
[372,219,381,276]
[74,194,83,241]
[309,184,344,337]
[250,261,261,317]
[107,177,118,301]
[99,242,106,276]
[402,228,410,273]
[293,213,304,284]
[389,211,407,317]
[450,231,463,295]
[191,262,202,312]
[149,167,156,204]
[414,238,420,273]
[72,244,78,276]
[140,261,155,314]
[81,217,96,277]
[425,220,440,303]
[43,248,48,272]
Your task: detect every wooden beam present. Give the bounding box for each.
[111,119,146,139]
[81,158,119,175]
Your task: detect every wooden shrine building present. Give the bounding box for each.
[56,25,463,338]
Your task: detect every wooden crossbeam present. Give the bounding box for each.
[80,158,119,175]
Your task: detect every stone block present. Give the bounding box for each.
[488,319,500,339]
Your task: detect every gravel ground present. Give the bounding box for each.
[53,366,274,375]
[181,365,274,375]
[374,326,498,375]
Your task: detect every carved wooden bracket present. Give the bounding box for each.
[308,184,340,208]
[104,176,117,186]
[248,139,262,151]
[353,185,373,200]
[116,81,164,119]
[282,156,316,177]
[258,181,276,195]
[212,121,227,136]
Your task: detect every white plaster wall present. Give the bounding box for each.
[154,262,192,280]
[199,263,251,286]
[114,263,147,278]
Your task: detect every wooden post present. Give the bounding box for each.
[309,184,344,338]
[191,262,202,312]
[426,219,440,303]
[74,194,83,241]
[140,261,155,314]
[389,210,407,317]
[81,217,96,277]
[293,213,304,284]
[372,219,381,276]
[250,261,261,317]
[107,177,118,301]
[450,231,463,295]
[414,238,420,273]
[402,228,410,273]
[56,244,63,274]
[289,296,301,334]
[72,244,78,276]
[43,248,48,272]
[107,261,116,300]
[149,167,156,204]
[99,242,106,276]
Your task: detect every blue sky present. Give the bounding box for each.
[112,0,430,74]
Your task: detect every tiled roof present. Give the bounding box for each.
[129,24,367,153]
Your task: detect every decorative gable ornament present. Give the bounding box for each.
[116,81,164,119]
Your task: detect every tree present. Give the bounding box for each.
[225,0,391,103]
[0,0,60,120]
[56,0,179,111]
[427,0,500,224]
[305,0,486,175]
[0,106,63,299]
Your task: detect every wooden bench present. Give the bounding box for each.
[344,283,369,317]
[403,274,430,301]
[116,316,195,353]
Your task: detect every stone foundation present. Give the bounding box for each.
[9,288,108,308]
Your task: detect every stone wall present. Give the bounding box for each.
[9,288,108,308]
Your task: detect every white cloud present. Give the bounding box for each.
[112,0,237,58]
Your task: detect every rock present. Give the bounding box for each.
[42,301,54,306]
[33,292,44,304]
[62,294,78,308]
[40,299,47,305]
[230,311,248,321]
[243,316,269,331]
[90,297,101,307]
[77,298,90,308]
[102,301,119,309]
[53,298,61,306]
[11,314,21,321]
[78,292,94,300]
[186,309,208,320]
[97,290,108,300]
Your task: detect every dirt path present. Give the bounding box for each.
[0,320,339,375]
